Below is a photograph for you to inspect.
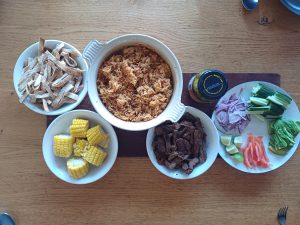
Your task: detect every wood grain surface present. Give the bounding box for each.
[0,0,299,224]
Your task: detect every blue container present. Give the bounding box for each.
[281,0,300,15]
[188,69,228,103]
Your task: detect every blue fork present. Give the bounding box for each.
[277,206,288,225]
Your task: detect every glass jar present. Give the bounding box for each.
[188,69,228,103]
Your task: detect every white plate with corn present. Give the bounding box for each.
[43,109,118,184]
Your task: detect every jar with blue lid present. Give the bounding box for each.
[188,69,228,103]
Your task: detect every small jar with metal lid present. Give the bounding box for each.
[188,69,228,103]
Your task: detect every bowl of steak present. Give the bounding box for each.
[146,106,221,179]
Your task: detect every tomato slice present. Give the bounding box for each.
[243,145,252,168]
[243,134,269,168]
[249,143,256,167]
[258,158,269,168]
[253,144,260,162]
[261,142,269,162]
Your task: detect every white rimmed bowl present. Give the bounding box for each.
[84,34,185,131]
[43,110,118,184]
[13,40,88,115]
[146,106,221,179]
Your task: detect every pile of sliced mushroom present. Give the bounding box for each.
[18,38,84,112]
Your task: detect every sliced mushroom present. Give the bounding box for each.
[51,73,73,88]
[61,52,77,67]
[44,51,83,77]
[73,76,82,93]
[52,42,64,60]
[34,74,43,87]
[42,99,50,112]
[66,92,79,101]
[39,37,45,55]
[61,48,80,59]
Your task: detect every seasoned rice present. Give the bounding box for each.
[97,45,173,122]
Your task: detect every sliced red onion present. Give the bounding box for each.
[215,89,250,134]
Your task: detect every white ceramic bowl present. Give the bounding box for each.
[43,110,118,184]
[146,106,221,179]
[83,34,185,131]
[13,40,88,115]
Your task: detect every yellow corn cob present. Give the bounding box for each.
[83,146,107,166]
[70,119,89,138]
[100,136,110,148]
[67,158,89,179]
[73,139,89,157]
[86,125,110,148]
[53,134,74,158]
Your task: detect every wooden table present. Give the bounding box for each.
[1,0,299,224]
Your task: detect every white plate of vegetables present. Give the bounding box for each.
[212,81,300,173]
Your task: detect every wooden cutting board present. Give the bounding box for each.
[47,73,280,157]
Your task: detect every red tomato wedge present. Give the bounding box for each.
[242,133,269,168]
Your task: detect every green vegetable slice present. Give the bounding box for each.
[220,135,232,146]
[268,118,300,155]
[251,83,292,119]
[249,97,269,106]
[248,106,270,114]
[231,153,244,162]
[269,146,288,155]
[226,144,239,155]
[252,83,275,98]
[234,136,243,148]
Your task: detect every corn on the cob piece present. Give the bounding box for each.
[86,125,110,147]
[53,134,74,158]
[73,139,89,157]
[83,146,107,166]
[70,119,89,138]
[100,136,110,148]
[67,158,89,179]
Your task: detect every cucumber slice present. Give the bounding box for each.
[248,106,270,114]
[220,135,232,146]
[249,97,269,106]
[233,136,243,148]
[226,144,239,155]
[267,96,284,107]
[252,83,275,98]
[274,92,292,108]
[264,115,282,119]
[263,103,285,116]
[231,153,244,162]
